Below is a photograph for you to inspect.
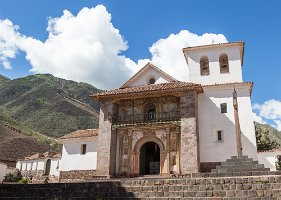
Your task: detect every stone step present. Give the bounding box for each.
[230,155,251,160]
[221,160,259,166]
[217,164,265,169]
[215,167,269,173]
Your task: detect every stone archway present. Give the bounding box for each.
[132,136,166,176]
[139,142,160,175]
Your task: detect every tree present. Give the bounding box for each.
[255,125,277,151]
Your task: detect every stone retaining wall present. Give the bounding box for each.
[1,175,281,199]
[21,170,44,179]
[59,170,97,179]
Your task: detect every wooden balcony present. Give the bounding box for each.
[112,111,181,125]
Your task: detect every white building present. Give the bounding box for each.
[60,129,98,172]
[258,149,281,171]
[16,151,61,177]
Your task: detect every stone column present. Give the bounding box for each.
[128,130,132,176]
[180,90,200,174]
[233,89,243,157]
[96,102,116,176]
[166,128,170,174]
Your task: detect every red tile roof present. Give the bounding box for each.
[91,82,203,101]
[258,149,281,153]
[24,151,61,161]
[61,129,99,140]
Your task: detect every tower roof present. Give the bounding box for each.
[182,41,245,65]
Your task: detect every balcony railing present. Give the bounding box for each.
[112,111,181,125]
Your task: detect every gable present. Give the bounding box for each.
[120,63,177,88]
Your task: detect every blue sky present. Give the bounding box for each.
[0,0,281,129]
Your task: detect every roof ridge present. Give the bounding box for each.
[182,41,244,51]
[120,62,178,89]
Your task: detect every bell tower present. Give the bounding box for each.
[182,42,245,85]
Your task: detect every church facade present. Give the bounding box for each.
[90,41,257,177]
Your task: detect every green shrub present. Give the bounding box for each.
[18,178,30,184]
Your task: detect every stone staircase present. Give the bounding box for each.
[212,156,269,174]
[187,155,279,178]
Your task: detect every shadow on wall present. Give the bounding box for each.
[198,88,257,169]
[64,141,97,155]
[0,181,136,199]
[258,151,281,171]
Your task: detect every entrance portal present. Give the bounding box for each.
[44,159,51,176]
[139,142,160,175]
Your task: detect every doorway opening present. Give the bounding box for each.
[44,159,51,176]
[139,142,160,175]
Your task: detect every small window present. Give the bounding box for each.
[81,144,87,155]
[219,54,229,73]
[200,56,210,76]
[217,130,223,141]
[220,103,227,113]
[148,108,156,120]
[149,78,156,84]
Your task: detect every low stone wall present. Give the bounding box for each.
[59,170,97,180]
[21,170,44,179]
[1,175,281,199]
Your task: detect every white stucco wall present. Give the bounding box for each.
[0,163,7,183]
[198,85,257,163]
[186,46,243,85]
[16,160,45,171]
[127,67,173,87]
[258,151,281,171]
[49,159,60,176]
[16,158,60,176]
[60,138,98,171]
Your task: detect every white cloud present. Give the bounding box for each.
[0,4,228,89]
[253,99,281,131]
[0,19,21,69]
[252,112,266,124]
[141,30,227,81]
[0,5,136,89]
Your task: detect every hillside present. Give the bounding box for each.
[0,74,101,138]
[0,74,10,86]
[255,122,281,149]
[0,123,57,162]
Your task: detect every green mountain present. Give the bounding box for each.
[0,74,10,86]
[0,74,101,138]
[255,122,281,150]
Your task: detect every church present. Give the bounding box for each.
[59,41,258,178]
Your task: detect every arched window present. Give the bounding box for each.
[219,54,229,73]
[200,56,210,76]
[144,104,156,121]
[149,78,156,84]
